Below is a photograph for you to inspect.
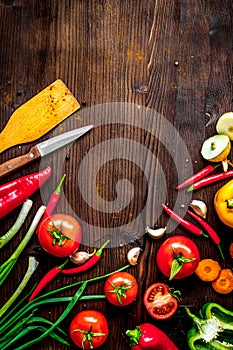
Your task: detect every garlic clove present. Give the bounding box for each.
[189,199,207,219]
[145,226,166,239]
[70,250,95,265]
[127,247,141,266]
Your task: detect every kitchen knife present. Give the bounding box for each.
[0,125,94,179]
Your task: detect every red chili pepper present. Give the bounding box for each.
[126,323,179,350]
[28,258,69,301]
[61,240,110,275]
[0,166,52,220]
[162,203,208,238]
[187,209,225,260]
[187,170,233,191]
[176,164,218,190]
[36,174,66,234]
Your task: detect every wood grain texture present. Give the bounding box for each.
[0,1,232,349]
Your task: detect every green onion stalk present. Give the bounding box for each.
[0,256,39,317]
[0,199,33,249]
[0,205,46,287]
[0,264,130,349]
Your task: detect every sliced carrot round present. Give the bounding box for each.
[195,259,221,282]
[212,269,233,294]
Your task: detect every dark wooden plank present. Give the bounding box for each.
[0,1,232,349]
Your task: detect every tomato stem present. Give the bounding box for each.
[107,281,133,304]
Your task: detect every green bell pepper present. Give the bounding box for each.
[186,302,233,350]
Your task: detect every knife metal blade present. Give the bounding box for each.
[0,124,94,179]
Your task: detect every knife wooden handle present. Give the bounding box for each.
[0,146,41,179]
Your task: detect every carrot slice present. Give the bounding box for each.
[212,269,233,294]
[195,259,221,282]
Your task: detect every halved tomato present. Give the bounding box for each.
[143,282,180,320]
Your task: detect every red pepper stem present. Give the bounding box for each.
[125,326,142,346]
[58,258,70,270]
[200,231,209,238]
[217,243,225,260]
[95,240,110,256]
[54,174,66,194]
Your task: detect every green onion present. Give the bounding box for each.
[0,200,33,249]
[0,264,130,349]
[13,282,88,349]
[0,205,46,287]
[0,256,39,317]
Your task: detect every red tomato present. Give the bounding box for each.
[156,235,200,280]
[143,283,180,320]
[104,272,138,306]
[69,310,108,349]
[38,214,82,257]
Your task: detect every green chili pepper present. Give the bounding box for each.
[186,302,233,349]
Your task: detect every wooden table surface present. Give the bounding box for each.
[0,1,232,349]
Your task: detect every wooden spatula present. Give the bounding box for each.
[0,79,80,153]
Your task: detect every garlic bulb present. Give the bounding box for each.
[145,226,166,239]
[127,247,141,265]
[189,199,207,218]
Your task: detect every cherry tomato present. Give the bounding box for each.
[143,283,180,320]
[104,272,138,306]
[38,213,82,257]
[156,235,200,280]
[69,310,108,349]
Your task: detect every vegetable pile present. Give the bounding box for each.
[0,110,233,349]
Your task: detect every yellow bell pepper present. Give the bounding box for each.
[214,178,233,228]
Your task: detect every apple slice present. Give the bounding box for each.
[201,134,231,171]
[216,112,233,140]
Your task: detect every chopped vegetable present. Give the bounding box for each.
[0,205,46,287]
[188,170,233,191]
[187,209,224,259]
[195,259,221,282]
[201,134,231,172]
[216,111,233,140]
[126,323,179,349]
[143,283,180,320]
[61,240,110,275]
[0,166,52,220]
[186,302,233,349]
[0,256,39,317]
[176,164,218,190]
[162,203,208,238]
[0,199,33,249]
[211,269,233,294]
